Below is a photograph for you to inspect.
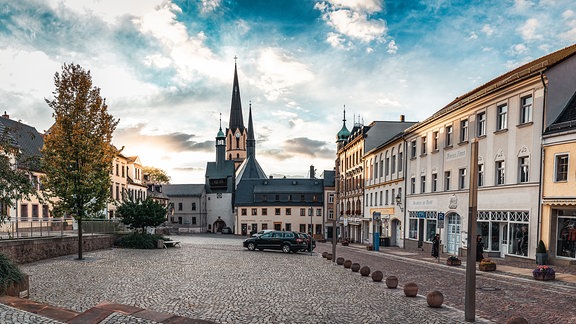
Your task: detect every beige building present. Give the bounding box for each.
[404,44,576,261]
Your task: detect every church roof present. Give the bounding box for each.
[235,155,267,187]
[228,63,245,131]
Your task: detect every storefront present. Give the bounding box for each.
[476,210,530,258]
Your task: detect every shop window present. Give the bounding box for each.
[409,218,418,239]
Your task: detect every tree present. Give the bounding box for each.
[117,197,167,233]
[41,63,119,260]
[143,166,171,184]
[0,128,40,223]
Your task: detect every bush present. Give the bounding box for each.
[0,254,24,293]
[115,233,170,249]
[536,240,546,253]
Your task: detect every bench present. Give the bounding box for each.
[163,240,181,248]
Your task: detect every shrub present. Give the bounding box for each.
[536,240,546,253]
[0,254,24,293]
[115,233,170,249]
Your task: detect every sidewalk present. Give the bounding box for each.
[349,243,576,285]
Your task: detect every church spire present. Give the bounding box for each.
[336,105,350,143]
[247,102,255,158]
[228,58,244,131]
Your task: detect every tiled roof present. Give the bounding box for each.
[162,184,205,197]
[545,90,576,134]
[408,43,576,132]
[0,116,44,171]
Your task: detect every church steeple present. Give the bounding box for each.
[228,59,244,131]
[216,113,225,166]
[225,58,248,170]
[246,102,255,158]
[336,105,350,143]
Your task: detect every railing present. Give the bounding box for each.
[0,217,122,239]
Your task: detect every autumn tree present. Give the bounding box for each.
[0,126,40,223]
[41,63,119,260]
[143,166,171,184]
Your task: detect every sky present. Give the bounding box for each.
[1,0,575,184]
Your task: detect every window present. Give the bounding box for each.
[275,208,281,215]
[178,203,183,211]
[520,95,533,124]
[32,204,39,218]
[496,104,508,131]
[252,208,257,215]
[385,190,389,205]
[478,164,484,187]
[398,151,403,171]
[409,219,418,239]
[192,202,196,211]
[275,195,280,201]
[300,208,306,216]
[316,209,322,216]
[385,157,390,175]
[519,157,529,183]
[328,194,334,203]
[432,173,438,192]
[262,208,268,216]
[241,208,247,216]
[192,217,197,225]
[445,125,453,147]
[20,204,28,218]
[374,161,378,179]
[391,189,395,204]
[420,175,426,193]
[391,154,396,173]
[421,135,427,155]
[366,194,369,206]
[444,171,451,191]
[460,119,469,142]
[42,205,49,218]
[458,168,466,189]
[555,154,569,182]
[410,140,417,158]
[379,191,383,206]
[370,193,373,206]
[432,131,439,151]
[496,161,505,185]
[410,177,416,194]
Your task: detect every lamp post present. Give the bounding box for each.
[395,194,403,211]
[309,207,313,256]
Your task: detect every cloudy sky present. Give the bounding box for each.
[1,0,575,183]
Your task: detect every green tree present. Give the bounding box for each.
[41,63,119,260]
[0,128,40,223]
[117,197,167,233]
[143,166,171,184]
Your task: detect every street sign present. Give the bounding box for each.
[437,212,445,228]
[373,212,381,221]
[417,211,426,218]
[438,212,445,220]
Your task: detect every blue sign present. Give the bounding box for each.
[438,212,445,221]
[417,211,426,219]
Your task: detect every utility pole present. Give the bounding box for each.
[465,138,478,322]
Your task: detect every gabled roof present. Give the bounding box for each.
[235,155,267,186]
[408,43,576,132]
[0,115,44,171]
[545,90,576,134]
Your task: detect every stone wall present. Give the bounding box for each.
[0,235,115,264]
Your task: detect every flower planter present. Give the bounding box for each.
[385,276,398,289]
[3,274,29,298]
[479,263,496,271]
[533,273,555,281]
[446,259,461,266]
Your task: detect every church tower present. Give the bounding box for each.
[226,61,247,170]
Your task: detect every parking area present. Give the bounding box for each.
[19,234,473,324]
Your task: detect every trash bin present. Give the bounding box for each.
[380,237,390,247]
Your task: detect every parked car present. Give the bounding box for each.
[243,231,308,253]
[251,229,273,237]
[298,232,316,252]
[221,227,233,234]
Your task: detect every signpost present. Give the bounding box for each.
[373,212,381,251]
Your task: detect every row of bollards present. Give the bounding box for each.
[321,252,444,308]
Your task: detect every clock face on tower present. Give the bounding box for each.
[235,131,241,138]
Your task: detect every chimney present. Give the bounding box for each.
[310,165,315,179]
[2,111,8,119]
[400,114,405,122]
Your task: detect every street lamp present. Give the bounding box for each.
[395,193,403,211]
[309,207,313,256]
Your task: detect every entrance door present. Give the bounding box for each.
[447,213,461,255]
[391,219,402,247]
[500,224,509,258]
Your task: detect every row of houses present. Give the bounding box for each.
[334,44,576,266]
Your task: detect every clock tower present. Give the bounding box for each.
[225,60,247,170]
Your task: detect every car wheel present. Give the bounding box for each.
[282,244,291,254]
[247,242,256,251]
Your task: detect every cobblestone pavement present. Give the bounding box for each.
[315,242,576,324]
[16,234,486,324]
[0,303,64,323]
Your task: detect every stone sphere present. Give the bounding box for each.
[322,252,328,258]
[385,276,398,289]
[351,263,361,272]
[343,260,352,268]
[336,257,345,265]
[371,270,383,282]
[326,253,333,260]
[403,282,418,297]
[360,266,371,276]
[426,290,444,308]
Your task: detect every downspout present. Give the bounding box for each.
[537,70,548,245]
[402,133,408,250]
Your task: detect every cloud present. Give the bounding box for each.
[387,40,398,54]
[281,137,335,159]
[518,18,542,41]
[314,0,387,47]
[560,10,576,41]
[481,24,494,36]
[200,0,221,14]
[114,124,213,153]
